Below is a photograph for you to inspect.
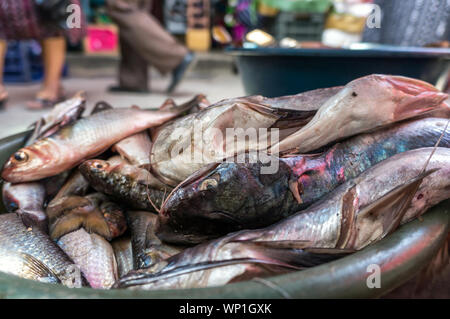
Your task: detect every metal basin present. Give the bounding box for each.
[0,131,448,298]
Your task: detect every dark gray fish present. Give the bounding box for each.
[126,211,182,270]
[112,236,134,278]
[157,118,450,244]
[79,159,171,213]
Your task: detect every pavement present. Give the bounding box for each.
[0,52,244,139]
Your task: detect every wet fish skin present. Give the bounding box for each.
[1,107,183,183]
[112,131,153,169]
[216,86,343,111]
[158,118,450,244]
[271,74,449,153]
[118,148,450,290]
[233,148,450,249]
[150,95,317,186]
[50,169,90,202]
[57,228,118,289]
[112,236,134,278]
[28,92,86,142]
[127,211,182,270]
[157,158,294,244]
[79,159,171,213]
[2,182,47,231]
[0,213,83,287]
[0,95,86,230]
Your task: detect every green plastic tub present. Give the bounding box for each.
[0,131,448,298]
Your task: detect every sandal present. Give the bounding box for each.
[26,96,66,110]
[26,87,66,110]
[0,88,8,110]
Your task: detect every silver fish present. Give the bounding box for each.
[0,213,83,287]
[57,228,118,289]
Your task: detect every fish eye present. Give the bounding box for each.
[7,201,19,212]
[199,178,219,191]
[13,151,29,162]
[93,161,108,169]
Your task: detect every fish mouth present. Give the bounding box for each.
[383,75,440,95]
[159,162,221,214]
[1,160,16,182]
[382,75,449,120]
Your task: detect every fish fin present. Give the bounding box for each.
[49,213,85,240]
[359,168,438,237]
[84,210,112,241]
[91,101,114,114]
[159,98,176,110]
[239,242,352,270]
[117,242,351,288]
[171,94,210,115]
[288,177,303,204]
[19,252,60,283]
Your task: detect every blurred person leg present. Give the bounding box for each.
[27,36,66,110]
[0,40,8,108]
[106,0,194,93]
[110,34,150,92]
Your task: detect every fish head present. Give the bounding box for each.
[78,159,121,187]
[157,156,292,244]
[2,183,21,213]
[2,182,47,230]
[349,75,448,121]
[99,199,128,240]
[1,140,59,183]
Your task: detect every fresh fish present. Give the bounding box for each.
[214,86,343,111]
[157,118,450,244]
[50,169,90,202]
[1,107,187,183]
[270,75,449,153]
[111,236,134,278]
[0,213,83,287]
[47,192,127,241]
[126,211,182,270]
[112,131,153,169]
[57,228,118,289]
[48,189,127,289]
[79,159,171,212]
[150,95,317,186]
[149,94,212,142]
[28,92,86,142]
[1,95,86,229]
[2,182,47,231]
[117,148,450,290]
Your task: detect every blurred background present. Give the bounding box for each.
[0,0,448,138]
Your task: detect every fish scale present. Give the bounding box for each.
[0,214,79,284]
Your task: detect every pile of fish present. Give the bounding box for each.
[0,74,449,291]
